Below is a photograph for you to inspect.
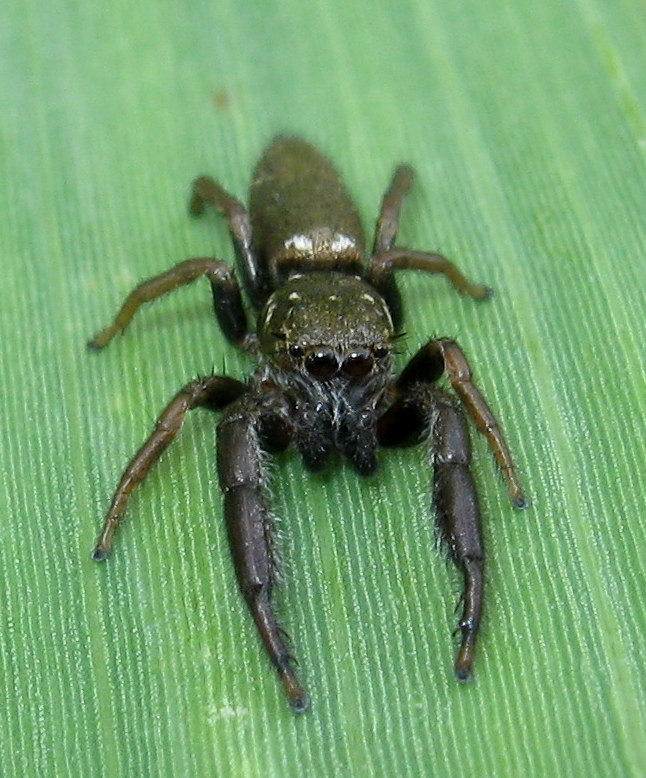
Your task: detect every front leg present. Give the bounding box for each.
[217,393,309,712]
[378,337,525,678]
[432,393,484,680]
[400,339,527,508]
[92,376,247,560]
[378,385,484,680]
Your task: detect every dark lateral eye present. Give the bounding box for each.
[373,345,389,359]
[342,348,374,378]
[305,348,338,379]
[288,343,305,358]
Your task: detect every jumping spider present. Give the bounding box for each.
[89,136,526,712]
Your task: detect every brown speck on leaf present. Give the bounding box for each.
[213,90,230,109]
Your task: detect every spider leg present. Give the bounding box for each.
[378,384,484,680]
[433,394,484,680]
[417,338,527,508]
[367,246,490,332]
[373,164,415,254]
[189,175,271,308]
[367,165,412,328]
[369,248,491,326]
[368,164,490,328]
[92,376,247,560]
[88,257,252,351]
[378,335,525,678]
[217,393,309,712]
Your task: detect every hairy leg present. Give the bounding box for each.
[373,164,415,254]
[92,375,247,560]
[190,175,271,307]
[432,393,484,679]
[88,257,252,351]
[394,339,526,508]
[217,392,309,712]
[378,383,484,679]
[370,248,491,301]
[430,339,526,508]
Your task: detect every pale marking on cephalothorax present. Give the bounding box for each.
[284,233,356,253]
[361,293,375,303]
[379,295,394,329]
[329,234,355,252]
[285,235,313,252]
[263,298,277,325]
[288,292,301,301]
[328,294,339,301]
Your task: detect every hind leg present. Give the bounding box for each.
[368,166,490,329]
[190,175,271,306]
[369,165,415,328]
[373,164,415,254]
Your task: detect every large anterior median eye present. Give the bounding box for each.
[305,347,339,379]
[342,348,374,378]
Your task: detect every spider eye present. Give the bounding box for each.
[305,348,339,379]
[373,345,389,359]
[342,349,373,378]
[288,343,305,359]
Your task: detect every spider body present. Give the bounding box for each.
[89,136,525,713]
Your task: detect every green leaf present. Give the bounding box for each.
[1,0,645,775]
